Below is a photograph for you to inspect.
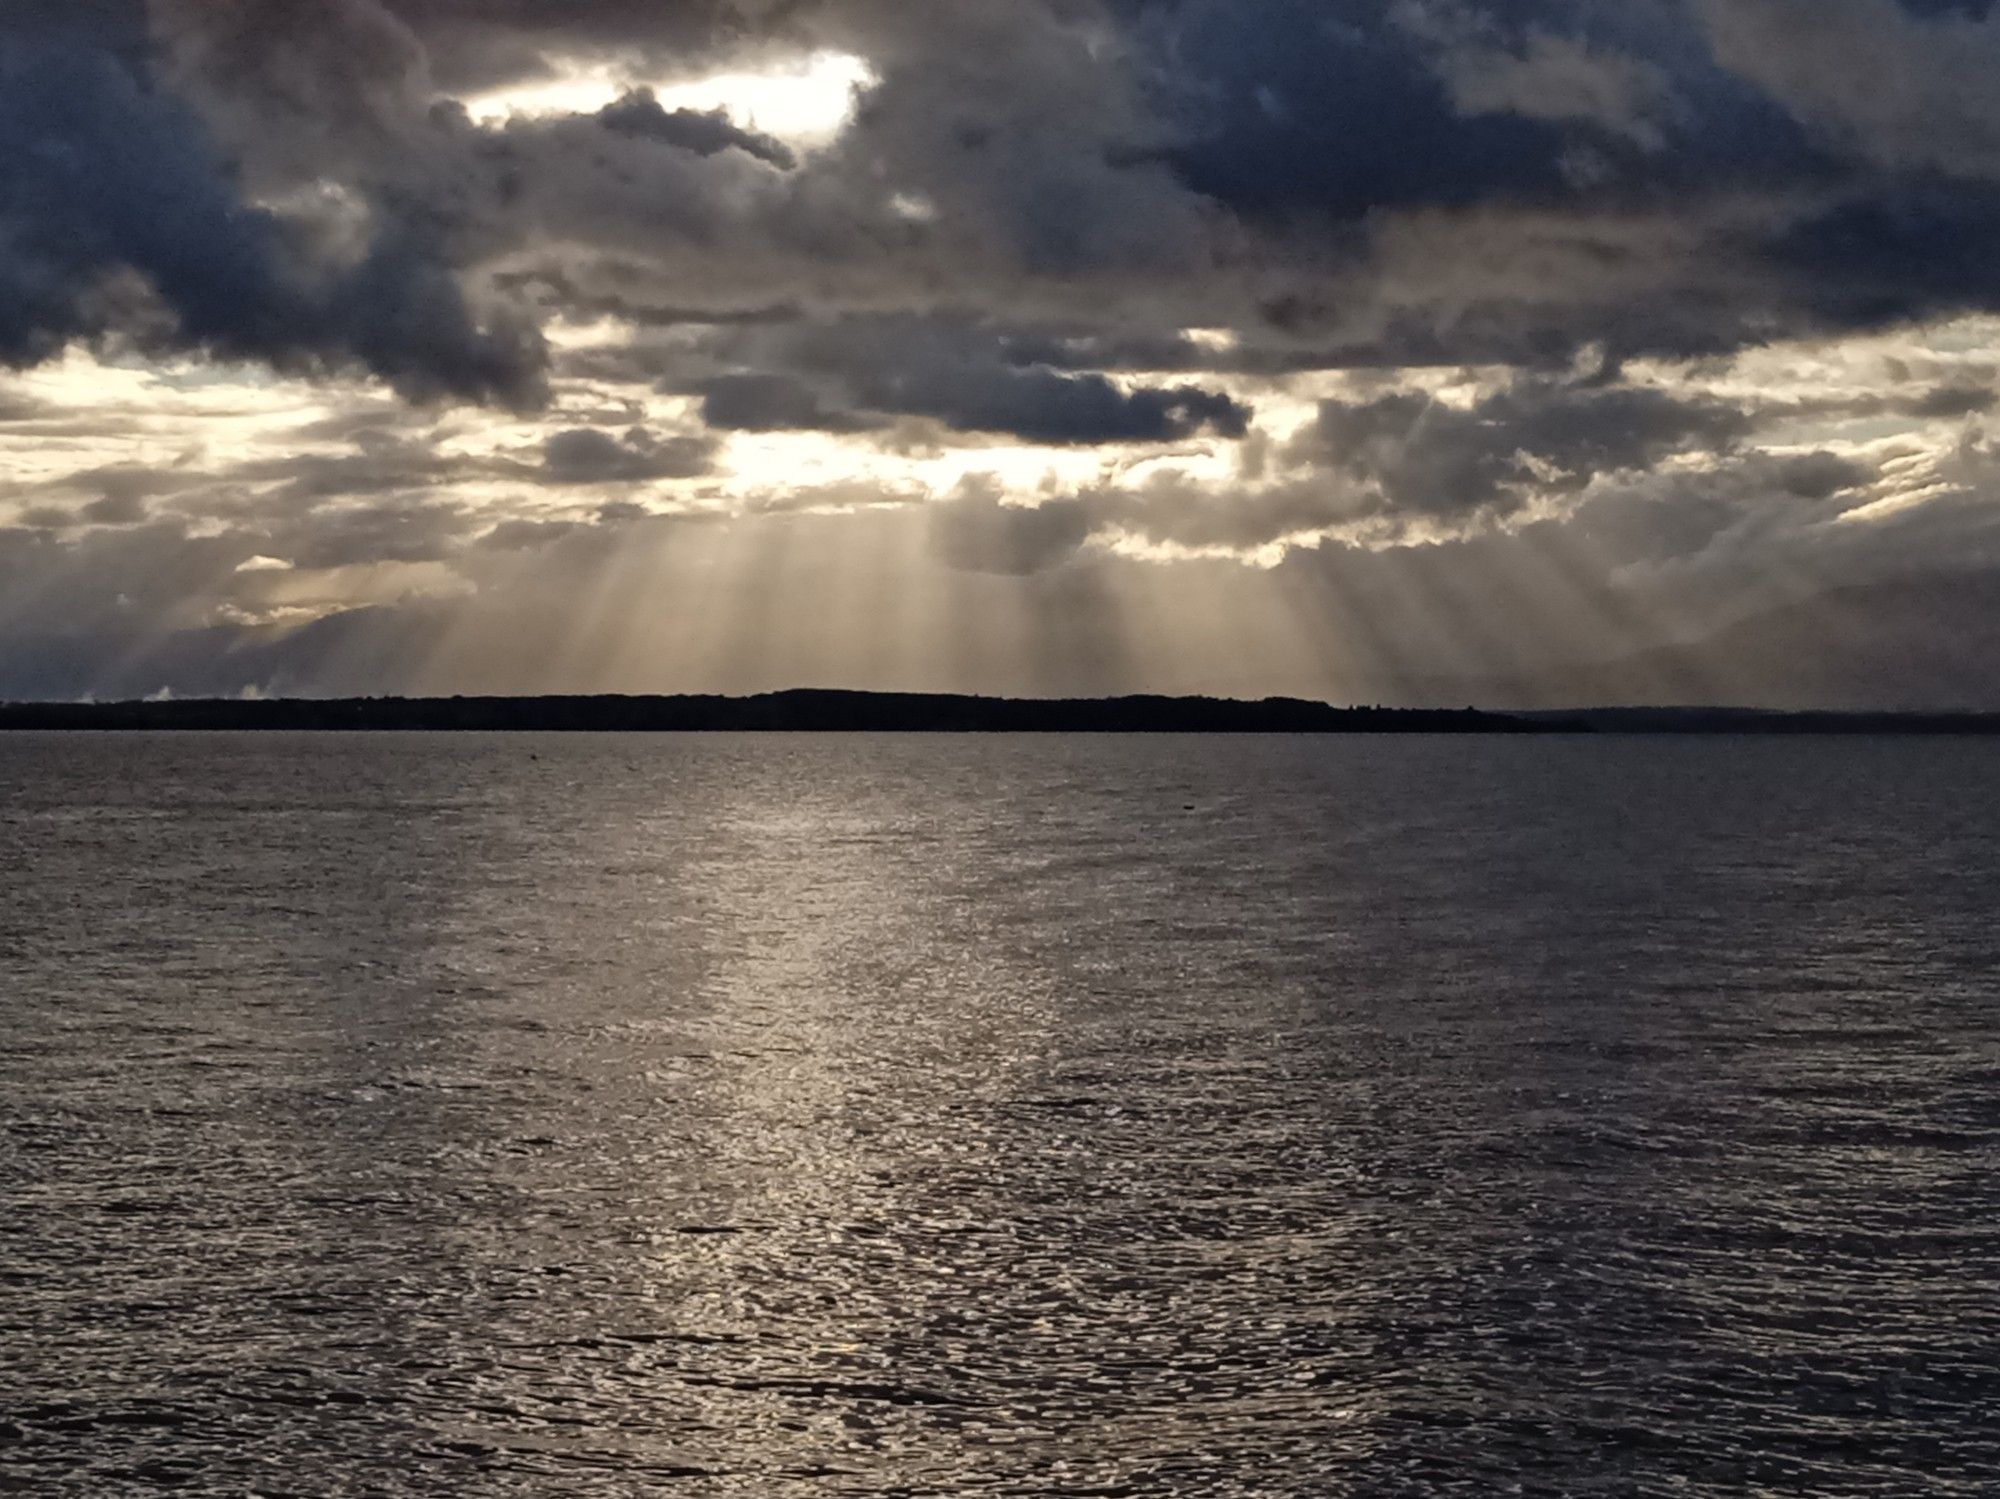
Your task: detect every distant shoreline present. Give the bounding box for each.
[3,692,2000,734]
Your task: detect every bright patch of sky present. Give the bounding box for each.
[458,51,875,147]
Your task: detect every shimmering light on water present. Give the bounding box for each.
[2,734,1997,1494]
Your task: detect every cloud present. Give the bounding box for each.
[16,0,2000,703]
[1909,382,1999,418]
[0,9,549,405]
[541,426,715,483]
[1769,182,2000,334]
[597,91,796,169]
[1776,450,1871,499]
[1295,377,1755,523]
[1434,30,1675,148]
[882,366,1248,445]
[51,0,2000,405]
[81,491,149,526]
[699,373,871,432]
[927,487,1093,575]
[1698,0,2000,176]
[1149,0,1575,220]
[712,317,1253,443]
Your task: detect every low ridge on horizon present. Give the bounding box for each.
[6,689,2000,735]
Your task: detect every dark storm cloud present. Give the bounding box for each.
[151,0,431,155]
[597,91,795,169]
[1909,382,1998,418]
[1775,451,1872,500]
[699,374,873,432]
[870,366,1247,445]
[714,3,2000,392]
[1143,0,1570,220]
[38,0,2000,414]
[1699,0,2000,176]
[1297,378,1755,521]
[1080,0,2000,368]
[1134,0,1828,221]
[38,0,2000,426]
[1769,183,2000,333]
[541,426,716,483]
[0,4,548,405]
[707,318,1252,444]
[10,0,150,61]
[157,0,758,125]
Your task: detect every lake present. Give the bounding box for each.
[3,733,1997,1494]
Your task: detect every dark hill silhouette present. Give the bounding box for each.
[2,691,1999,733]
[0,692,1565,733]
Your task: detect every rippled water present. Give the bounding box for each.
[3,732,1998,1495]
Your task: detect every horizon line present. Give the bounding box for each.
[5,691,2000,735]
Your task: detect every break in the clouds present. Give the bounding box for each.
[10,0,2000,705]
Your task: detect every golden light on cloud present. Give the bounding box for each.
[0,349,330,507]
[714,428,1120,514]
[458,51,876,146]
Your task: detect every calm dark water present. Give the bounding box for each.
[2,733,1997,1496]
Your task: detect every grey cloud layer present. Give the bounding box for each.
[1,2,548,404]
[1297,379,1755,522]
[18,1,2000,416]
[690,318,1251,443]
[12,0,2000,701]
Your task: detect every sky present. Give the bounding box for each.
[8,0,2000,706]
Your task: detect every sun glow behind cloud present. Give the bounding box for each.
[458,51,876,145]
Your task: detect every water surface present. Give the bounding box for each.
[3,733,1997,1494]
